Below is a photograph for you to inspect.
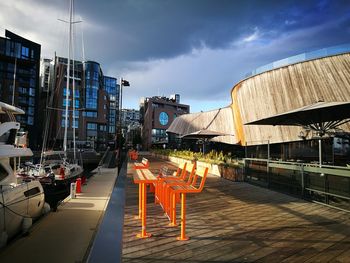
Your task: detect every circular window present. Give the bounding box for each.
[159,112,169,126]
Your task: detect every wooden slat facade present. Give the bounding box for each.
[232,53,350,145]
[167,106,237,144]
[123,156,350,262]
[168,53,350,147]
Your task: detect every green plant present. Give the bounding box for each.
[152,149,241,166]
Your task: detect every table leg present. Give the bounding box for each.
[134,183,142,219]
[137,183,152,238]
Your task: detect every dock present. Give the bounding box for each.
[0,167,118,263]
[122,156,350,262]
[1,154,350,262]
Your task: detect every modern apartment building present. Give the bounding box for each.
[0,30,41,148]
[140,94,189,150]
[39,57,120,150]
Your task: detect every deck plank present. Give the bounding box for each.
[122,156,350,262]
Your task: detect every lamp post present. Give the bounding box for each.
[118,78,130,150]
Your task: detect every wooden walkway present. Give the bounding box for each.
[122,156,350,263]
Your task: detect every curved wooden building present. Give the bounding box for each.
[168,45,350,148]
[232,50,350,146]
[167,107,237,145]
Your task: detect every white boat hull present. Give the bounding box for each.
[0,181,44,243]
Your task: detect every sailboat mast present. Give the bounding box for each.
[63,0,73,156]
[12,57,17,105]
[72,0,76,161]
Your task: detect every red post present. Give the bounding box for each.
[76,178,82,194]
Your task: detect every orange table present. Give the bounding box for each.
[133,169,157,238]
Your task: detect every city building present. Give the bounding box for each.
[121,109,140,128]
[39,57,120,151]
[121,109,141,148]
[0,30,41,148]
[140,94,189,150]
[168,44,350,164]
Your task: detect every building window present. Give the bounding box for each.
[29,88,35,97]
[27,107,34,116]
[21,46,29,58]
[83,111,97,118]
[27,116,34,125]
[61,119,69,127]
[28,97,35,106]
[63,99,70,107]
[151,128,167,143]
[72,119,79,128]
[159,112,169,126]
[87,123,97,130]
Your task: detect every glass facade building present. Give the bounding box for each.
[0,30,41,148]
[40,58,119,151]
[103,76,119,136]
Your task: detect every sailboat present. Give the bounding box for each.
[0,102,46,248]
[22,0,84,209]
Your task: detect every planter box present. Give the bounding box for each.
[151,152,244,182]
[218,165,244,182]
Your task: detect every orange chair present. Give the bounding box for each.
[133,158,149,169]
[155,163,188,207]
[160,163,196,222]
[168,167,209,240]
[129,150,138,160]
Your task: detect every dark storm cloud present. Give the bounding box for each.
[3,0,350,111]
[52,0,349,63]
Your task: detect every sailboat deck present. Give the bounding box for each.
[123,156,350,262]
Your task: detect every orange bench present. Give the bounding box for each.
[168,167,209,240]
[133,157,149,170]
[129,150,138,160]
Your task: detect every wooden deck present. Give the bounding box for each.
[122,156,350,262]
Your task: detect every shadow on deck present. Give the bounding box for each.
[123,156,350,263]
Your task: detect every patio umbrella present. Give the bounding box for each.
[245,101,350,166]
[181,129,230,154]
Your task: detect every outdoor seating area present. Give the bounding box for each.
[132,155,208,240]
[123,154,350,262]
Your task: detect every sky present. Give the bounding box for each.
[1,0,350,113]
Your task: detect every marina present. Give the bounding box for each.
[0,1,350,262]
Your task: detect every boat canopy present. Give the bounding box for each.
[0,102,25,115]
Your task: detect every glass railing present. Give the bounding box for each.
[244,158,350,212]
[245,43,350,78]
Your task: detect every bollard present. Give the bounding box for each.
[70,182,76,199]
[76,178,82,193]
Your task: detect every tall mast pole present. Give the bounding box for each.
[12,57,17,105]
[72,0,76,161]
[63,0,73,157]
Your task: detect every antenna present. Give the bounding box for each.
[81,18,86,62]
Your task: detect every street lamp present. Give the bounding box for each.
[118,78,130,150]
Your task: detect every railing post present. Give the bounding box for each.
[301,163,304,198]
[324,174,329,204]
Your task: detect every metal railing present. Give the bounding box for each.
[244,158,350,212]
[245,43,350,78]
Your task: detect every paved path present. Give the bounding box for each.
[0,167,118,263]
[123,156,350,262]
